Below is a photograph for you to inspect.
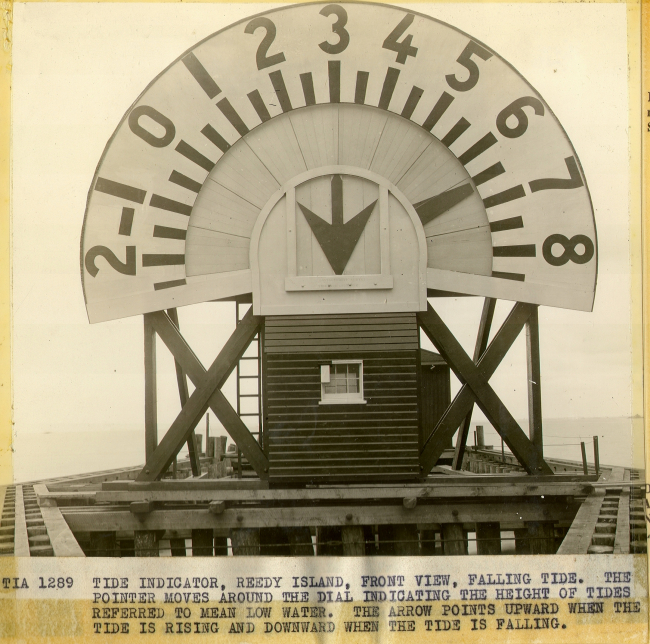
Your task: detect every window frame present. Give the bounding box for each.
[319,359,366,405]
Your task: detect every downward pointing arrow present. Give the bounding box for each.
[297,175,378,275]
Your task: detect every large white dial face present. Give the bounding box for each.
[81,1,597,323]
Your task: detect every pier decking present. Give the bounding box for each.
[2,447,645,558]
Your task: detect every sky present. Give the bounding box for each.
[9,2,642,480]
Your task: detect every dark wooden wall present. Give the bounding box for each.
[419,350,452,450]
[263,313,420,484]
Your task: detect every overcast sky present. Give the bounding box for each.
[10,2,640,479]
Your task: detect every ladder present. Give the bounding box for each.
[235,301,262,478]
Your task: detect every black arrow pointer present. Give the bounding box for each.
[297,175,377,275]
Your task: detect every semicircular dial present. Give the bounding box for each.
[81,1,597,323]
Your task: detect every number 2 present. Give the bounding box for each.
[245,17,286,70]
[319,5,350,55]
[382,13,418,64]
[85,246,136,277]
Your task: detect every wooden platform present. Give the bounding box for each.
[2,445,643,558]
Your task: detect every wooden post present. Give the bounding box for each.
[441,524,467,556]
[476,522,501,555]
[89,531,118,557]
[167,308,200,477]
[134,531,158,557]
[581,442,589,474]
[452,298,496,470]
[420,529,439,556]
[214,536,229,556]
[170,537,186,556]
[230,529,260,556]
[317,527,343,555]
[514,528,530,554]
[341,526,365,556]
[192,529,214,556]
[287,528,314,556]
[527,522,555,554]
[260,528,290,555]
[476,426,485,448]
[143,316,157,461]
[526,306,543,458]
[593,436,600,476]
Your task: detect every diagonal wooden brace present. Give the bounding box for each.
[418,303,553,476]
[136,308,268,481]
[452,297,496,469]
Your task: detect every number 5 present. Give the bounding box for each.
[446,41,492,92]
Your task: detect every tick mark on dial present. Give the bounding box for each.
[414,183,474,226]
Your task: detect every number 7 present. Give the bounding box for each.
[529,156,584,193]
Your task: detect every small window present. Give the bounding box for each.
[320,360,366,404]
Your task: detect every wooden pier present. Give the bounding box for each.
[2,445,644,558]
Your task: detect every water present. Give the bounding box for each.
[11,417,642,483]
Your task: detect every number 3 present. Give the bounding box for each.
[319,5,350,55]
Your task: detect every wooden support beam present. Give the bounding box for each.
[421,302,534,472]
[526,306,543,457]
[341,526,364,556]
[556,490,605,554]
[192,529,214,556]
[526,522,555,554]
[167,309,199,477]
[39,506,85,557]
[134,531,159,557]
[441,524,467,555]
[614,470,631,554]
[14,486,30,557]
[418,303,553,476]
[287,528,314,556]
[420,529,439,555]
[230,529,260,555]
[141,309,267,480]
[514,528,529,554]
[476,522,501,555]
[453,298,496,470]
[317,527,343,555]
[89,531,118,557]
[97,475,591,503]
[62,501,575,533]
[170,537,186,556]
[143,318,157,461]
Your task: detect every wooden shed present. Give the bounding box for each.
[263,313,421,484]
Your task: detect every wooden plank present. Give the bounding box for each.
[167,309,200,477]
[14,486,30,557]
[63,501,576,532]
[143,317,157,460]
[95,480,589,504]
[526,306,543,456]
[556,489,605,554]
[39,506,85,557]
[452,297,496,470]
[614,469,631,554]
[141,309,267,480]
[418,303,553,475]
[441,524,467,555]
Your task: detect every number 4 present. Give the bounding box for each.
[383,13,418,64]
